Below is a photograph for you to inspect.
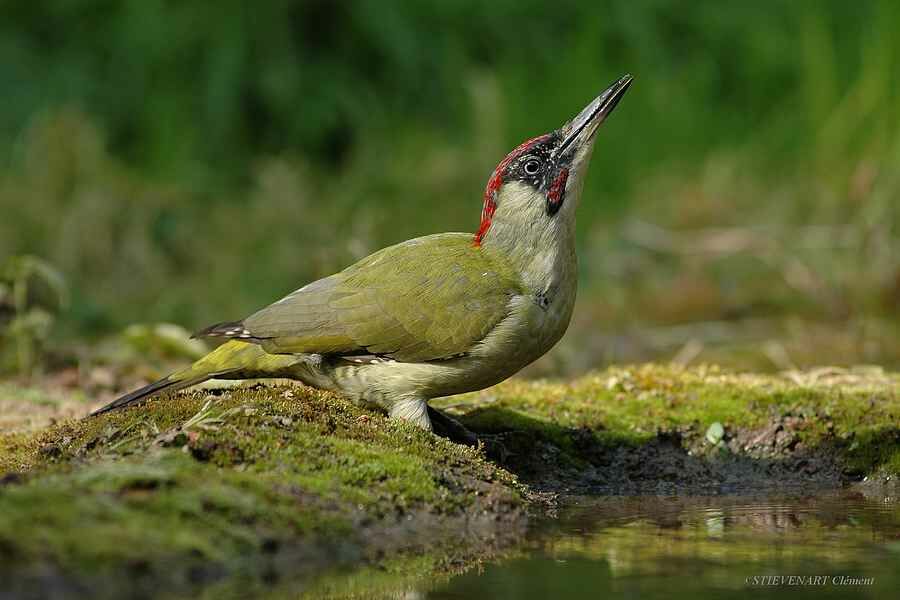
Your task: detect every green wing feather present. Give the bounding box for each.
[227,233,523,361]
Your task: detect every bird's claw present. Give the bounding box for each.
[427,406,511,463]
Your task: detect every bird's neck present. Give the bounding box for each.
[480,213,578,296]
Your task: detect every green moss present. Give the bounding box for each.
[0,384,523,588]
[438,364,900,477]
[0,452,343,570]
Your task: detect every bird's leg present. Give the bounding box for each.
[389,397,431,430]
[427,406,479,445]
[427,406,509,462]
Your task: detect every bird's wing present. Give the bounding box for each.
[197,233,523,362]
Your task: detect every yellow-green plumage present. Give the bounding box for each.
[92,74,633,433]
[93,233,533,423]
[244,233,524,361]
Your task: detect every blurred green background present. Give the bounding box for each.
[1,0,898,377]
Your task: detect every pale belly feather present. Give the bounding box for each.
[321,284,576,408]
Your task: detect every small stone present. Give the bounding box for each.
[705,422,725,445]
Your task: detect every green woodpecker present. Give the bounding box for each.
[93,74,633,438]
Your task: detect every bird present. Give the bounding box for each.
[92,74,633,443]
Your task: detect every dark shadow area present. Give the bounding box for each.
[843,426,900,478]
[457,406,869,495]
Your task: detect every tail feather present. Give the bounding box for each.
[191,320,255,340]
[90,375,208,417]
[88,339,303,417]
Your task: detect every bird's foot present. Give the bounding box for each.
[427,406,477,444]
[427,406,510,463]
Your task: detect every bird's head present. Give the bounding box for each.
[474,74,632,247]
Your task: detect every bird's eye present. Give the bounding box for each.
[523,159,541,175]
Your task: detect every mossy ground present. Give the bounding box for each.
[438,364,900,491]
[0,385,523,598]
[1,364,898,596]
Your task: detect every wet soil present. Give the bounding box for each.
[469,415,854,501]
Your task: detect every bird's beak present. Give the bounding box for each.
[556,74,633,158]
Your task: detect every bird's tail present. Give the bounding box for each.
[89,340,300,417]
[89,374,208,416]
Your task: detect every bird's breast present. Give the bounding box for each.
[526,246,578,349]
[474,271,576,367]
[530,278,577,353]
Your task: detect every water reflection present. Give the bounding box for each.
[294,490,900,599]
[429,491,900,599]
